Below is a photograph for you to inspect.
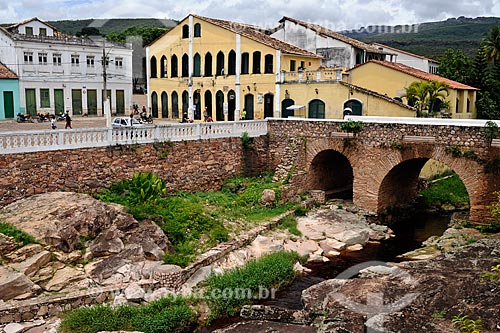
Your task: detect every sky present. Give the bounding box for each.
[1,0,499,31]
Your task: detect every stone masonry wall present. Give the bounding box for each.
[0,136,270,207]
[267,119,500,223]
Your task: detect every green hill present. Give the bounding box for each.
[1,18,177,36]
[342,16,500,59]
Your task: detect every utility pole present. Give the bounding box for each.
[102,40,111,127]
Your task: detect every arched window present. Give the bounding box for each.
[205,52,212,76]
[216,90,224,121]
[171,55,178,78]
[343,99,362,116]
[216,51,224,76]
[182,24,189,38]
[150,56,157,78]
[193,90,201,120]
[194,53,201,77]
[182,54,189,77]
[228,50,236,75]
[151,91,158,118]
[194,23,201,37]
[204,90,212,118]
[227,90,235,121]
[241,52,249,74]
[172,91,179,119]
[281,98,295,118]
[264,54,273,73]
[264,93,273,118]
[182,90,189,118]
[160,55,167,78]
[308,99,325,119]
[252,51,261,74]
[244,94,254,120]
[161,91,168,118]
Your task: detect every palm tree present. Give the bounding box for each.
[427,80,449,114]
[483,26,500,64]
[402,81,430,115]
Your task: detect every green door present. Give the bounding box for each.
[116,90,125,115]
[3,91,14,118]
[54,89,64,115]
[72,89,82,115]
[25,89,36,115]
[87,89,97,115]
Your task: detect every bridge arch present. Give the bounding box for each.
[375,148,479,218]
[308,149,353,199]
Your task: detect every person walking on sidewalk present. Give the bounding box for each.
[65,111,72,129]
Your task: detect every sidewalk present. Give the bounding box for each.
[0,116,107,132]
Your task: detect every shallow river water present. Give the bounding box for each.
[198,211,454,332]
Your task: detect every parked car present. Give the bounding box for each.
[112,117,145,128]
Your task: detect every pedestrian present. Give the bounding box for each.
[65,111,72,129]
[241,109,247,120]
[203,107,208,121]
[206,116,213,122]
[50,117,57,130]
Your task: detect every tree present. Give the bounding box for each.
[438,49,472,83]
[403,80,449,116]
[476,91,500,120]
[470,46,489,89]
[483,26,500,64]
[403,81,429,115]
[427,80,449,113]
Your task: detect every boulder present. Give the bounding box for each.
[260,189,276,206]
[3,323,24,333]
[0,266,35,301]
[124,283,145,302]
[3,244,44,263]
[295,240,320,257]
[88,227,124,257]
[9,250,51,277]
[334,229,370,246]
[0,233,16,255]
[319,239,346,253]
[0,192,135,252]
[43,266,85,292]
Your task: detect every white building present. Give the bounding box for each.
[0,17,133,117]
[371,42,439,74]
[271,16,390,69]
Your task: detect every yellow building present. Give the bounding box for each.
[146,15,415,121]
[349,60,479,119]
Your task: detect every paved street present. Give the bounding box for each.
[0,116,178,132]
[0,116,106,132]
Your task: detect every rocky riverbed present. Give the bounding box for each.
[1,192,498,333]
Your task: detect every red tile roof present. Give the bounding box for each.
[7,17,58,32]
[357,60,479,90]
[280,16,389,55]
[371,42,438,62]
[192,15,322,58]
[0,62,17,79]
[339,81,416,111]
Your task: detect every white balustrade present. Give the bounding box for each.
[0,120,269,155]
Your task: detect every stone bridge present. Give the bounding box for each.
[267,117,500,224]
[0,117,498,224]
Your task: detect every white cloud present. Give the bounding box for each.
[2,0,499,30]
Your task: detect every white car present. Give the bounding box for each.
[112,117,145,128]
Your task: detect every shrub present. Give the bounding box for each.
[59,296,197,333]
[100,172,167,205]
[339,120,363,136]
[0,222,38,247]
[451,314,483,333]
[204,251,299,319]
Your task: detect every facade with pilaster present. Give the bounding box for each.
[0,18,132,118]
